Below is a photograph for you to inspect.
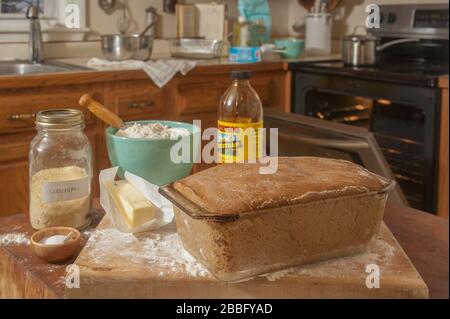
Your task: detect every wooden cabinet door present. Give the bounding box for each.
[170,70,291,121]
[0,127,97,218]
[0,134,29,217]
[0,85,102,135]
[0,85,103,217]
[438,81,448,218]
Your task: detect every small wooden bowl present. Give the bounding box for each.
[31,227,81,264]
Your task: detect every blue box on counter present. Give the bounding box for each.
[229,47,262,63]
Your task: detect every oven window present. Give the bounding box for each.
[305,90,373,127]
[303,88,428,211]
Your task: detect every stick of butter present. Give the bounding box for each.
[104,180,155,229]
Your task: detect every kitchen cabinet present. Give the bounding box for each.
[438,76,449,218]
[0,85,103,217]
[170,71,288,118]
[0,63,291,217]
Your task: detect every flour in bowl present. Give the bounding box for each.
[116,122,190,140]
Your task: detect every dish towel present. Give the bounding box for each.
[87,58,197,88]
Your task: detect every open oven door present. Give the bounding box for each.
[264,108,408,206]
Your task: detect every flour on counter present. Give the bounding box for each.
[262,235,397,282]
[116,122,190,140]
[85,227,209,278]
[0,233,30,246]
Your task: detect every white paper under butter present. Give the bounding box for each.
[100,167,174,234]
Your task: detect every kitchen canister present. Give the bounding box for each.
[305,13,332,56]
[29,109,93,230]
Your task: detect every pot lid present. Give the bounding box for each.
[346,25,379,42]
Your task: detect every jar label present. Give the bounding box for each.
[42,177,90,204]
[217,120,264,164]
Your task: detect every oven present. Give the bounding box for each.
[289,3,448,214]
[291,71,441,212]
[264,108,407,206]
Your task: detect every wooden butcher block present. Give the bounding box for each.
[67,216,428,299]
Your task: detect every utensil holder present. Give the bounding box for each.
[305,13,332,56]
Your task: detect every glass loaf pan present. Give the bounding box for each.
[160,178,393,283]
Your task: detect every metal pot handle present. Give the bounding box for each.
[377,38,420,51]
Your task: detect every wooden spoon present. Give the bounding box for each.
[79,94,126,129]
[328,0,341,11]
[297,0,316,12]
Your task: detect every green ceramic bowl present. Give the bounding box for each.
[106,121,200,186]
[274,38,305,59]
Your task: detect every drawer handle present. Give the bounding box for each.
[8,113,36,121]
[128,101,155,109]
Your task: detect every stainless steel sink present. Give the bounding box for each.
[0,61,89,76]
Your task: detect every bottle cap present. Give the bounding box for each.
[231,71,252,80]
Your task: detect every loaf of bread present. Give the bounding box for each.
[166,157,392,282]
[174,157,390,216]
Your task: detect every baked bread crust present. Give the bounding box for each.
[173,157,390,216]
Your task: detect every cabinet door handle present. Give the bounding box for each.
[8,113,36,121]
[128,101,155,109]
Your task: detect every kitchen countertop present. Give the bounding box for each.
[0,54,341,90]
[0,201,448,299]
[56,53,342,69]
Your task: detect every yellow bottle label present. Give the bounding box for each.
[218,120,264,164]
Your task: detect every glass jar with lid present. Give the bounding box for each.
[29,109,92,230]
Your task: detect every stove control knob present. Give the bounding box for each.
[387,13,397,24]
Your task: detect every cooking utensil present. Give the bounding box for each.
[100,33,154,61]
[106,121,199,186]
[117,3,130,34]
[79,94,126,130]
[99,0,116,13]
[145,6,157,37]
[297,0,316,12]
[328,0,341,11]
[31,227,81,264]
[320,0,331,12]
[139,19,157,38]
[342,26,420,66]
[64,231,75,243]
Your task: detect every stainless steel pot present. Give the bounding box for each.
[101,34,154,61]
[342,26,419,66]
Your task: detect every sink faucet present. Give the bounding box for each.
[26,5,44,64]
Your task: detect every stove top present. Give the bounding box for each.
[290,60,449,88]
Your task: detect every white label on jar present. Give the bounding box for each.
[42,177,90,203]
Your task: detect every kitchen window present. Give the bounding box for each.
[0,0,88,42]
